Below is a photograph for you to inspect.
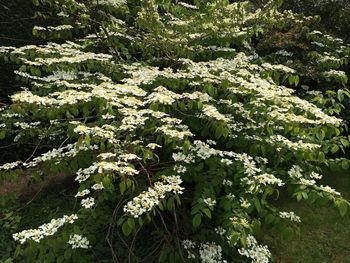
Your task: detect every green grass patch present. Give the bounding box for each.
[261,171,350,263]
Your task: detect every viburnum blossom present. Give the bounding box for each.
[68,234,90,249]
[13,214,78,244]
[123,175,184,218]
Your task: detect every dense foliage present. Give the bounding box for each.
[282,0,350,42]
[0,0,350,262]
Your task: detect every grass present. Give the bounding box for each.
[261,170,350,263]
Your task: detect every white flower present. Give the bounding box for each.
[68,234,90,249]
[223,179,233,187]
[174,164,187,174]
[0,161,22,171]
[123,175,184,218]
[199,242,227,263]
[319,185,341,196]
[240,198,251,209]
[91,183,104,190]
[215,226,227,236]
[203,198,216,208]
[75,189,90,198]
[13,214,78,244]
[238,235,271,263]
[279,211,301,223]
[81,197,95,209]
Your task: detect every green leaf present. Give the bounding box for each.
[215,125,223,139]
[167,197,175,211]
[122,221,132,236]
[253,198,262,213]
[127,218,135,229]
[337,200,348,217]
[192,213,202,228]
[119,181,126,194]
[202,208,211,219]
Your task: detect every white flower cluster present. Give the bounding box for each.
[68,234,90,249]
[254,173,284,187]
[201,104,230,123]
[75,163,98,183]
[0,161,22,171]
[323,69,347,81]
[288,165,303,179]
[215,226,227,236]
[319,185,341,196]
[238,235,271,263]
[23,143,98,168]
[279,211,301,223]
[75,189,90,197]
[182,239,197,259]
[97,0,127,8]
[123,175,184,218]
[73,124,118,144]
[14,121,40,130]
[199,242,227,263]
[156,125,193,140]
[91,182,104,190]
[33,25,73,32]
[81,197,95,209]
[13,214,78,244]
[203,197,216,208]
[267,135,321,152]
[262,63,296,74]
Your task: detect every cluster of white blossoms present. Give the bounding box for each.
[13,214,78,244]
[288,165,303,179]
[323,69,348,81]
[156,125,193,140]
[68,234,90,249]
[275,50,293,57]
[182,239,197,259]
[201,104,230,123]
[91,182,104,190]
[0,161,22,171]
[24,144,99,168]
[262,63,296,74]
[73,124,118,144]
[279,211,301,223]
[254,173,284,187]
[319,185,341,196]
[81,197,95,209]
[75,163,98,183]
[268,135,321,151]
[75,189,90,198]
[33,25,73,32]
[199,242,227,263]
[215,226,227,236]
[13,121,40,130]
[203,197,217,208]
[123,175,184,218]
[182,240,227,262]
[238,235,271,263]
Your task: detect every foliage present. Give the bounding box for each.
[282,0,350,43]
[0,0,350,262]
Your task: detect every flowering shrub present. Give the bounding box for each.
[0,0,350,262]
